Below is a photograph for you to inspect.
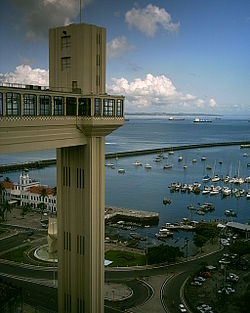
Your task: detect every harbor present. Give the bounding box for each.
[1,140,250,173]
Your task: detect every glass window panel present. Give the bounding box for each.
[61,57,71,71]
[116,99,123,117]
[39,95,51,116]
[54,96,64,116]
[103,99,114,117]
[94,98,101,116]
[66,97,76,116]
[78,98,91,116]
[6,93,21,116]
[0,92,2,115]
[61,36,71,49]
[23,94,37,116]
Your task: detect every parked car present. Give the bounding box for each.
[179,303,187,312]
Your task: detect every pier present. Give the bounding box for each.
[105,206,159,225]
[1,140,250,173]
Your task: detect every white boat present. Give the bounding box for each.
[201,156,206,161]
[225,209,237,217]
[145,163,152,169]
[246,189,250,199]
[245,176,250,183]
[202,175,211,182]
[192,159,197,163]
[178,156,183,162]
[206,164,212,170]
[222,187,231,196]
[163,164,173,169]
[210,186,220,195]
[105,162,115,168]
[168,150,174,155]
[224,175,230,183]
[155,228,173,239]
[118,168,125,174]
[193,117,212,123]
[183,164,187,169]
[211,175,220,182]
[202,189,210,195]
[154,157,161,162]
[133,161,143,166]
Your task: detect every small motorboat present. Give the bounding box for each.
[163,164,173,169]
[202,175,211,182]
[133,161,143,166]
[163,197,172,205]
[118,168,125,174]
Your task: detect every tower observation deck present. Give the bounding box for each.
[0,23,124,313]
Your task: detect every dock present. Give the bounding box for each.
[105,206,159,225]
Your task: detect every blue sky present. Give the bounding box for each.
[1,0,250,115]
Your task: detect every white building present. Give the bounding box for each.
[0,171,57,213]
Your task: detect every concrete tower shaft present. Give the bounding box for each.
[49,23,106,95]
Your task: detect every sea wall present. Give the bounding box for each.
[0,141,249,173]
[106,141,250,159]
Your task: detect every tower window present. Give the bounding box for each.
[96,54,100,66]
[61,35,71,49]
[94,98,101,116]
[103,99,115,117]
[116,99,123,117]
[6,93,21,116]
[0,92,2,115]
[53,96,64,116]
[61,57,71,71]
[23,94,37,116]
[78,98,91,117]
[39,95,51,116]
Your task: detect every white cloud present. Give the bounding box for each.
[10,0,93,40]
[107,73,215,113]
[107,36,136,59]
[125,4,180,37]
[209,98,216,107]
[0,65,49,86]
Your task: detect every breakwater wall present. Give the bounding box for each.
[105,141,250,159]
[0,159,56,173]
[105,206,159,225]
[0,141,249,173]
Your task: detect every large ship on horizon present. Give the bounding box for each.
[193,117,212,123]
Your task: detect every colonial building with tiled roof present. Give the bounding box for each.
[1,172,56,213]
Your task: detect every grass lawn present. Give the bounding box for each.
[105,250,146,267]
[1,245,31,263]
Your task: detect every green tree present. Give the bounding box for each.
[193,233,207,252]
[21,203,32,217]
[2,200,12,221]
[0,181,5,204]
[229,240,250,260]
[147,244,184,265]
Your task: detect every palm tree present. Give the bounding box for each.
[4,177,11,183]
[2,200,12,221]
[39,187,48,220]
[0,180,5,204]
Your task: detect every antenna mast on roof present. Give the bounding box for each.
[80,0,82,23]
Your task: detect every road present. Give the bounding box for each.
[0,225,225,313]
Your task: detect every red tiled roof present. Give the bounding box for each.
[0,181,14,190]
[28,186,55,196]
